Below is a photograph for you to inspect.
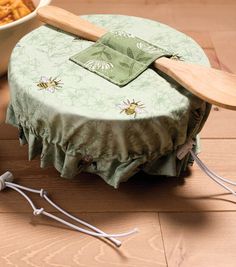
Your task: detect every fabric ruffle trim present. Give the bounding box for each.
[6,105,200,189]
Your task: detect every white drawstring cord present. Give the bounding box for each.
[190,151,236,186]
[6,183,138,238]
[6,184,39,211]
[41,193,124,245]
[3,182,122,244]
[190,150,236,196]
[0,172,138,247]
[176,139,236,197]
[3,140,234,246]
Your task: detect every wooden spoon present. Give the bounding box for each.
[37,5,236,110]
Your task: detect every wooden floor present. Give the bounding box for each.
[0,0,236,266]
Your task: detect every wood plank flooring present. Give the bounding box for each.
[0,212,167,267]
[0,0,236,266]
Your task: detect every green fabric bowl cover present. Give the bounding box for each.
[6,15,211,188]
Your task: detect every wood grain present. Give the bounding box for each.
[37,5,106,41]
[171,3,236,31]
[0,123,18,140]
[148,0,236,3]
[51,0,174,25]
[1,0,236,266]
[0,75,9,124]
[38,5,236,110]
[154,57,236,110]
[210,31,236,73]
[159,212,236,267]
[0,212,166,267]
[204,48,221,69]
[182,31,214,49]
[1,139,236,213]
[200,107,236,139]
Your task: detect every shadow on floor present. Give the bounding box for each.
[1,163,234,251]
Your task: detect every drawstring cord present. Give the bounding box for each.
[0,172,138,247]
[190,151,236,196]
[1,139,235,246]
[177,139,236,197]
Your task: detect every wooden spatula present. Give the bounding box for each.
[37,5,236,110]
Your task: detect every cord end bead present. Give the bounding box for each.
[0,172,14,191]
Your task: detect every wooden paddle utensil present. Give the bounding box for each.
[37,5,236,110]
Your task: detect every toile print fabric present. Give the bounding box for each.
[6,14,211,188]
[70,31,174,86]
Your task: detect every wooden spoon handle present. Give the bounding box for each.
[154,58,236,110]
[37,5,106,41]
[37,5,236,110]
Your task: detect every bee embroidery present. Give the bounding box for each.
[37,76,63,93]
[118,99,146,118]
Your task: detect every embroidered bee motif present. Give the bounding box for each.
[37,76,63,93]
[118,99,146,118]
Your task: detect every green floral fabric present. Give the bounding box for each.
[6,14,211,188]
[70,31,173,86]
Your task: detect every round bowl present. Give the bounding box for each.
[0,0,51,76]
[6,14,211,188]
